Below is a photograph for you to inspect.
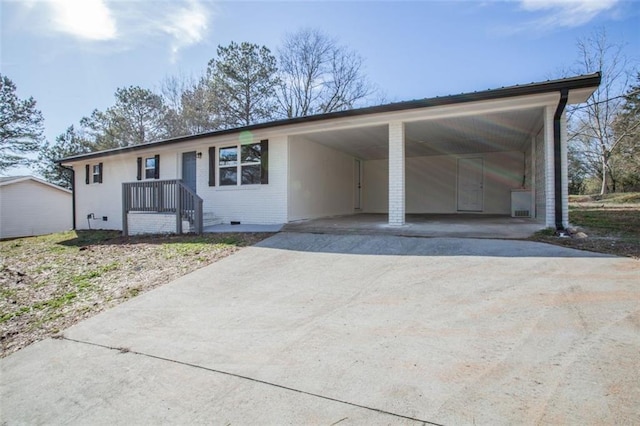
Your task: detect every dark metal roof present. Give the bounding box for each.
[58,72,601,163]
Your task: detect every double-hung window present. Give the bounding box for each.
[218,142,263,186]
[219,146,239,185]
[240,143,262,185]
[136,155,160,180]
[144,157,157,179]
[85,163,103,184]
[92,164,102,183]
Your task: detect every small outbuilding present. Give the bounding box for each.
[0,176,72,239]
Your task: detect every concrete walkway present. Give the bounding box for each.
[1,233,639,425]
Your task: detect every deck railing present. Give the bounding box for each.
[122,179,203,235]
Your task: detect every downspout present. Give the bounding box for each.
[60,165,76,230]
[553,88,569,231]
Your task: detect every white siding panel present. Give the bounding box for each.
[0,180,72,238]
[288,138,355,221]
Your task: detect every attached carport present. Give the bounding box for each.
[286,74,600,231]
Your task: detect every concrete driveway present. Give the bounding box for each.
[2,233,639,425]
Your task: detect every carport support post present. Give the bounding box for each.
[388,121,405,226]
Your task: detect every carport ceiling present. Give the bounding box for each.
[296,108,543,160]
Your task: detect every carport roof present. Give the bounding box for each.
[58,72,601,163]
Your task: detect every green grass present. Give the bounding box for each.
[569,208,640,239]
[569,192,640,204]
[1,230,273,357]
[531,193,640,258]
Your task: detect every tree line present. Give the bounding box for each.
[567,29,640,195]
[3,29,377,188]
[1,28,638,194]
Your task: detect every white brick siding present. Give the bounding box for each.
[127,213,190,235]
[197,135,288,225]
[388,121,405,225]
[534,127,546,223]
[544,105,556,228]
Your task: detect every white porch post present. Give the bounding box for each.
[543,105,555,228]
[388,121,405,226]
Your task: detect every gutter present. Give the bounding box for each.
[553,88,569,231]
[60,165,76,230]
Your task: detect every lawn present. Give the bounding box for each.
[531,193,640,259]
[2,195,638,358]
[0,231,273,357]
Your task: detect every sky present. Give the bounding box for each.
[1,0,639,177]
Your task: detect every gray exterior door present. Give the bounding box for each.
[182,151,197,192]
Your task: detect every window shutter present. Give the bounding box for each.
[208,147,216,186]
[98,162,103,183]
[154,154,160,179]
[136,157,142,181]
[260,139,269,184]
[85,164,90,185]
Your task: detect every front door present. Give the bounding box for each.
[457,157,483,211]
[182,151,197,192]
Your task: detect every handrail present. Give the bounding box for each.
[122,179,203,235]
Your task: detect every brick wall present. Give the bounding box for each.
[388,121,405,225]
[127,213,190,235]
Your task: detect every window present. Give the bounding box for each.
[241,144,261,185]
[137,155,160,180]
[219,146,238,186]
[215,140,268,186]
[85,163,102,184]
[210,140,268,187]
[145,157,156,179]
[92,164,101,183]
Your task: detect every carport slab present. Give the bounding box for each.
[2,233,639,425]
[283,213,546,239]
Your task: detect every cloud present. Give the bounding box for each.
[48,0,117,41]
[11,0,212,59]
[518,0,619,29]
[159,0,210,60]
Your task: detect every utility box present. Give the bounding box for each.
[511,189,532,218]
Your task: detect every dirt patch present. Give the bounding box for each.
[0,230,274,357]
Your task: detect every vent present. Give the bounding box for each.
[514,210,530,217]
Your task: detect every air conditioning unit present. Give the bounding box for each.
[511,190,532,218]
